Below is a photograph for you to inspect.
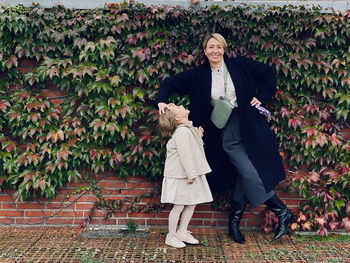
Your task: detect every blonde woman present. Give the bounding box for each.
[157,33,294,243]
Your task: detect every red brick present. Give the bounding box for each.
[17,203,45,209]
[0,218,15,224]
[140,197,161,204]
[218,220,228,227]
[0,211,22,217]
[46,203,72,210]
[99,196,124,201]
[15,218,44,224]
[0,195,13,202]
[149,211,169,218]
[192,212,213,219]
[242,213,261,220]
[120,189,149,196]
[2,203,17,210]
[283,199,300,206]
[188,220,203,226]
[244,220,261,227]
[46,218,74,225]
[25,211,54,217]
[76,196,97,202]
[128,176,145,182]
[118,219,146,226]
[127,182,155,189]
[74,219,87,225]
[195,204,215,211]
[66,181,90,188]
[89,218,116,225]
[213,212,227,219]
[101,189,121,195]
[147,219,168,226]
[55,211,84,218]
[111,212,127,218]
[128,212,155,218]
[99,181,127,188]
[203,220,217,227]
[76,203,95,211]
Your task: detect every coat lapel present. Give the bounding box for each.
[224,58,244,108]
[201,62,212,108]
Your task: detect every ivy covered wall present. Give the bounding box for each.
[0,3,349,233]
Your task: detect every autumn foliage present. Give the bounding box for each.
[0,3,349,234]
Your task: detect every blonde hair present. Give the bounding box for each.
[158,107,180,137]
[202,33,227,50]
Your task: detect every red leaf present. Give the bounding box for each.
[6,55,18,69]
[341,217,350,232]
[297,212,307,223]
[308,171,320,183]
[56,150,71,161]
[112,152,122,166]
[328,222,339,231]
[345,204,350,214]
[325,170,340,181]
[39,180,47,191]
[47,130,64,143]
[303,127,318,138]
[329,134,341,147]
[262,42,273,51]
[315,216,326,226]
[317,227,329,237]
[48,67,59,79]
[288,117,301,130]
[315,133,328,147]
[0,101,10,111]
[28,113,40,122]
[91,149,101,161]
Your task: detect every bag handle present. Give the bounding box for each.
[223,63,228,97]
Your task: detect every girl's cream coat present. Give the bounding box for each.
[163,122,211,179]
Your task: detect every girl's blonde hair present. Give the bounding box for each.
[158,107,180,137]
[202,33,227,50]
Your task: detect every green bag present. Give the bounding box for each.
[210,96,233,129]
[210,64,234,129]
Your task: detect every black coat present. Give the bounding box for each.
[156,56,286,193]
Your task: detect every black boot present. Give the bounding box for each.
[265,195,295,240]
[228,201,246,244]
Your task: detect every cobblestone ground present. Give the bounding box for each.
[0,227,350,262]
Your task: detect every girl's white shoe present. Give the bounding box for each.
[176,230,199,244]
[165,233,186,248]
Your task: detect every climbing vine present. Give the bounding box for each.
[0,3,349,234]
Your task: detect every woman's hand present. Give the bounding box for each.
[187,178,195,184]
[250,97,261,107]
[158,102,168,115]
[198,126,204,137]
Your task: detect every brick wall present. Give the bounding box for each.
[0,173,302,228]
[0,58,348,229]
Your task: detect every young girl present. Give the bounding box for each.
[158,103,213,248]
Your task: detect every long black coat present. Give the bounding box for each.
[156,56,286,193]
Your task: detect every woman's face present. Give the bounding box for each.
[204,37,224,65]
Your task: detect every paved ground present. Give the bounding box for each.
[0,226,350,262]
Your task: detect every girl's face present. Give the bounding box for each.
[168,103,189,121]
[204,37,224,65]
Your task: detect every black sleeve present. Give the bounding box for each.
[156,67,198,104]
[238,57,277,105]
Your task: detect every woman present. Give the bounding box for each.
[156,33,295,243]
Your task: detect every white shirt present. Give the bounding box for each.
[210,63,238,108]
